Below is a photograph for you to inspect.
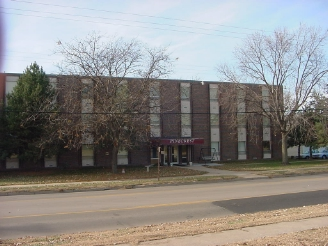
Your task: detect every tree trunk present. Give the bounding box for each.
[281,132,289,165]
[111,146,118,173]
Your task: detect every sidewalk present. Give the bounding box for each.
[119,216,328,246]
[181,163,267,179]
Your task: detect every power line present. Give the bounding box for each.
[1,11,242,39]
[2,7,251,36]
[9,0,267,33]
[3,50,55,57]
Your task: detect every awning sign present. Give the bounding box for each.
[153,138,204,145]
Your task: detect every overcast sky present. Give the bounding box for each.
[1,0,327,81]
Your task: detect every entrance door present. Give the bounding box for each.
[163,145,179,165]
[171,145,178,163]
[181,145,188,164]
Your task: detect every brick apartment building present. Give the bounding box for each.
[0,74,282,170]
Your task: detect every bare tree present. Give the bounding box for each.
[218,25,328,164]
[54,33,172,172]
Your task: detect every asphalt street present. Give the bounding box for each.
[214,189,328,213]
[1,174,328,239]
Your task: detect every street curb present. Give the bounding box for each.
[0,175,271,196]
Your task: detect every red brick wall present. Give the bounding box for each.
[130,143,150,165]
[95,148,110,167]
[191,82,210,161]
[220,109,238,160]
[0,75,283,169]
[161,80,180,138]
[58,149,80,168]
[246,85,263,160]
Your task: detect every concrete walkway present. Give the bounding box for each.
[129,216,328,246]
[180,163,267,179]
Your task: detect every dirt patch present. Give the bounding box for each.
[2,204,328,245]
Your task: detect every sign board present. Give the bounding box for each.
[152,138,204,145]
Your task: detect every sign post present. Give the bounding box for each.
[157,147,161,181]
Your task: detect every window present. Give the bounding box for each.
[263,127,271,141]
[181,114,191,126]
[6,154,19,169]
[151,147,159,158]
[5,76,19,105]
[81,114,93,123]
[150,126,161,137]
[263,141,271,153]
[45,155,57,168]
[238,141,246,155]
[263,116,270,127]
[210,114,219,126]
[237,101,245,112]
[262,87,269,97]
[118,150,128,165]
[150,99,160,113]
[211,142,220,160]
[238,127,246,141]
[150,82,160,98]
[210,88,218,100]
[150,147,160,164]
[82,132,94,144]
[82,145,94,166]
[262,87,270,112]
[181,127,191,137]
[81,99,93,113]
[237,89,245,100]
[150,114,160,125]
[211,142,219,153]
[237,113,246,126]
[150,114,161,138]
[181,113,191,137]
[181,100,191,113]
[149,82,161,137]
[81,79,93,99]
[180,84,190,99]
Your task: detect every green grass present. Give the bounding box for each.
[2,159,328,194]
[0,166,239,194]
[0,166,207,186]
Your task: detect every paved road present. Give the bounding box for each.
[1,174,328,239]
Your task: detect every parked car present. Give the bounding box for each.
[300,149,319,159]
[300,151,311,159]
[312,149,328,159]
